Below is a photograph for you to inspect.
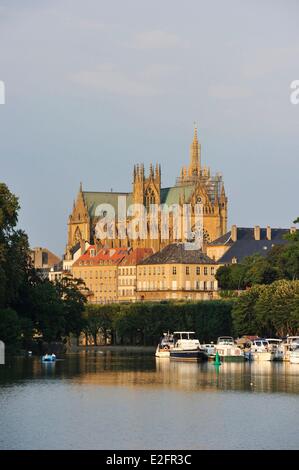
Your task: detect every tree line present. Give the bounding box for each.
[83,301,233,346]
[216,227,299,291]
[216,220,299,338]
[0,183,87,353]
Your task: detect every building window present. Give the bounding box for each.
[186,266,190,275]
[204,281,207,290]
[172,266,176,275]
[211,267,215,275]
[196,266,200,275]
[204,267,208,275]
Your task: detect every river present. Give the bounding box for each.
[0,351,299,449]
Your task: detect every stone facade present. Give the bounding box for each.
[136,243,219,302]
[72,246,130,303]
[65,126,228,258]
[118,248,153,302]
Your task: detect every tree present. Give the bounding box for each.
[30,281,65,342]
[232,285,266,336]
[84,304,116,345]
[0,183,19,238]
[0,308,21,353]
[56,276,88,341]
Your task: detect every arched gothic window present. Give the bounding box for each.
[145,188,155,211]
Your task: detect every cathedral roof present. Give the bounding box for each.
[83,185,196,218]
[160,186,194,205]
[138,243,216,265]
[83,191,132,217]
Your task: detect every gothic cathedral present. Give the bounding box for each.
[65,127,228,257]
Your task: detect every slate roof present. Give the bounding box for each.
[83,185,196,218]
[210,227,291,246]
[138,243,216,265]
[214,227,292,264]
[83,191,131,218]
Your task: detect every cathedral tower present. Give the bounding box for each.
[188,124,201,177]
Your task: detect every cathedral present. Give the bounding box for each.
[65,126,228,258]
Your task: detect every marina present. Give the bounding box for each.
[155,334,299,364]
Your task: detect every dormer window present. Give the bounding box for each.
[90,249,96,257]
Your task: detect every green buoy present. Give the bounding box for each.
[214,351,221,366]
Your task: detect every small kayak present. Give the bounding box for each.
[41,354,56,363]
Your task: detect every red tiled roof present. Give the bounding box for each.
[119,248,153,266]
[73,246,130,267]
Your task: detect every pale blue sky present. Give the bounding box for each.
[0,0,298,255]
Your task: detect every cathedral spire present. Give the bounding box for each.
[188,123,201,177]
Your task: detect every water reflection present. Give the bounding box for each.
[1,352,299,394]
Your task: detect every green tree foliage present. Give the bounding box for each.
[83,301,234,346]
[56,276,88,340]
[216,236,299,291]
[0,308,21,353]
[232,280,299,337]
[0,182,88,350]
[83,304,116,345]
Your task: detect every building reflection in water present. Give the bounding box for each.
[2,352,299,395]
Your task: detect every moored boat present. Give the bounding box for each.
[290,347,299,364]
[250,339,275,361]
[282,336,299,362]
[170,331,206,361]
[215,336,245,362]
[202,343,216,361]
[266,338,284,361]
[155,332,174,358]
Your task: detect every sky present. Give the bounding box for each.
[0,0,298,256]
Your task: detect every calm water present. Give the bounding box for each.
[1,351,299,450]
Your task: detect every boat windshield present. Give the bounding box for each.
[174,332,196,340]
[218,337,234,345]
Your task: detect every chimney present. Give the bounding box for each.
[266,225,272,240]
[254,225,261,241]
[231,225,237,242]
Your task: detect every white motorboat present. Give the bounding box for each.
[290,347,299,364]
[266,338,284,361]
[250,339,275,361]
[170,331,206,361]
[282,336,299,362]
[155,332,174,358]
[202,343,216,360]
[215,336,245,362]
